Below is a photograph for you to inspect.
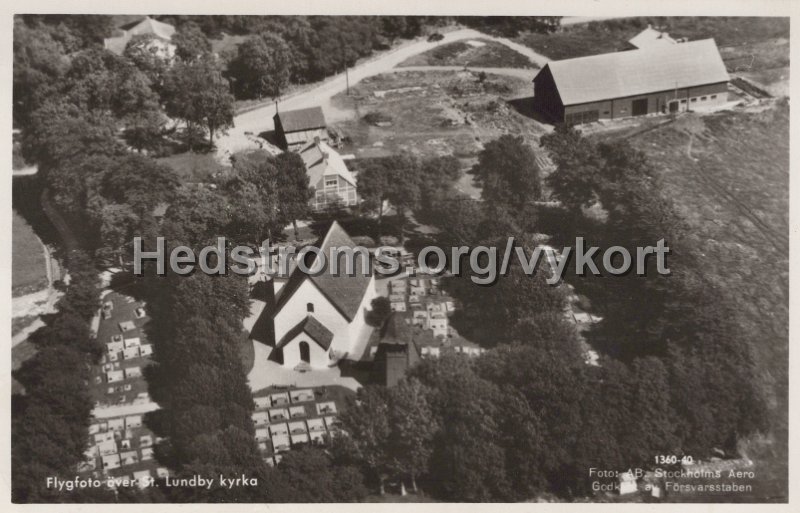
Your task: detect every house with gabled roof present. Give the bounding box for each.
[627,25,678,50]
[253,221,377,369]
[298,138,358,211]
[532,39,730,124]
[274,106,329,151]
[103,16,176,57]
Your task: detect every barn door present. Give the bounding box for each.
[632,99,648,116]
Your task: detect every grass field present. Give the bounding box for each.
[12,210,48,297]
[398,38,535,68]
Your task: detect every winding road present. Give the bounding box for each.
[215,28,550,160]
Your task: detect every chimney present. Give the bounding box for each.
[314,135,321,145]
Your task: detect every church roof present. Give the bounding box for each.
[277,315,334,350]
[274,221,373,322]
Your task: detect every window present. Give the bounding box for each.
[681,99,687,103]
[325,177,338,188]
[307,303,314,313]
[691,98,697,102]
[701,96,707,101]
[711,94,717,99]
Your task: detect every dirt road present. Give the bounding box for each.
[215,28,549,160]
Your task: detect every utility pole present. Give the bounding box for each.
[340,34,350,96]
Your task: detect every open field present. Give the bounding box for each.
[398,38,535,69]
[12,210,48,297]
[331,70,548,162]
[519,17,789,61]
[624,104,788,380]
[617,104,789,456]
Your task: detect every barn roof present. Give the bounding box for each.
[537,39,729,106]
[274,221,372,322]
[275,107,327,133]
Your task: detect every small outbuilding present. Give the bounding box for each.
[273,106,328,151]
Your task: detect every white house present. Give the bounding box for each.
[627,25,678,50]
[298,139,358,211]
[103,16,176,58]
[253,221,377,369]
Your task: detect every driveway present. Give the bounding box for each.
[215,28,549,160]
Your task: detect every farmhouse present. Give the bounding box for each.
[532,39,730,124]
[103,16,176,57]
[253,221,377,369]
[627,25,678,49]
[274,107,329,151]
[298,138,358,211]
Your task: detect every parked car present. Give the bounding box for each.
[427,32,444,42]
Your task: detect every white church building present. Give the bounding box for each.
[252,222,377,369]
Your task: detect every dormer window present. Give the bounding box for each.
[307,303,314,313]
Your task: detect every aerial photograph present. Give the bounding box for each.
[9,8,790,505]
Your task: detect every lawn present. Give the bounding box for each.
[518,17,790,66]
[12,210,48,297]
[398,38,536,69]
[157,150,228,183]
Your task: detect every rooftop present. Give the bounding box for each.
[275,107,327,133]
[274,221,372,322]
[298,140,357,187]
[628,25,678,49]
[536,38,729,106]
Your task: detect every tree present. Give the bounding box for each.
[123,34,171,95]
[540,123,602,211]
[471,135,542,228]
[222,150,284,243]
[270,447,367,502]
[163,56,234,148]
[228,33,291,99]
[337,386,392,494]
[356,154,421,242]
[173,21,211,62]
[123,108,166,153]
[272,151,312,239]
[387,378,438,493]
[13,18,67,129]
[365,296,391,327]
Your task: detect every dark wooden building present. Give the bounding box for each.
[273,106,328,151]
[372,313,421,387]
[532,39,730,124]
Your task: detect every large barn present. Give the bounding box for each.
[532,39,730,124]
